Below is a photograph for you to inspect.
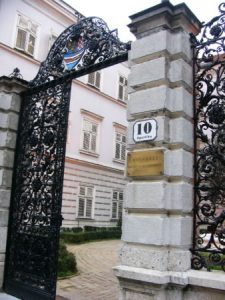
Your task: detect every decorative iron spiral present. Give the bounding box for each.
[192,2,225,272]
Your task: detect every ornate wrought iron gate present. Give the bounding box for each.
[4,17,130,300]
[191,3,225,272]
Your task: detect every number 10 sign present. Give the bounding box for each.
[133,119,157,142]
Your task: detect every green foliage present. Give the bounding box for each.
[61,227,83,233]
[83,226,121,232]
[199,251,225,271]
[57,239,77,278]
[117,218,122,229]
[60,228,121,244]
[58,227,121,277]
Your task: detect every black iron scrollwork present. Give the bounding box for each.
[4,79,72,299]
[30,17,130,87]
[191,2,225,272]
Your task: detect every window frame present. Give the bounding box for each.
[118,74,128,102]
[81,118,99,154]
[80,110,104,157]
[77,185,95,219]
[114,131,126,162]
[15,14,38,57]
[111,190,123,220]
[113,123,127,164]
[87,71,101,90]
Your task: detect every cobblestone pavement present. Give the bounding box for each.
[56,240,121,300]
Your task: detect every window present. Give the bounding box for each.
[112,190,123,219]
[115,132,126,161]
[80,110,103,156]
[78,186,94,218]
[118,75,128,102]
[113,123,127,163]
[82,119,98,153]
[88,71,101,89]
[15,15,38,56]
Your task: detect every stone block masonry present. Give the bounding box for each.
[0,77,27,290]
[119,2,200,284]
[113,1,225,300]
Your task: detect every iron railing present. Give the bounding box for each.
[191,3,225,272]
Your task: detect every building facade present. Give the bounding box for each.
[0,0,128,228]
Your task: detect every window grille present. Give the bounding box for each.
[15,15,38,56]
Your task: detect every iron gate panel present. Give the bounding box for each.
[4,79,72,300]
[191,3,225,272]
[4,17,130,299]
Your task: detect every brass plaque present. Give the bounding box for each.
[127,150,164,177]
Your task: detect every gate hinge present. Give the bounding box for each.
[60,214,64,226]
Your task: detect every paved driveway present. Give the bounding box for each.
[56,240,121,300]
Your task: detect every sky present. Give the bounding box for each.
[64,0,223,41]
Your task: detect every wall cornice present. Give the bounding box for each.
[65,156,125,174]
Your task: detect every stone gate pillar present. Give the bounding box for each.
[0,76,27,291]
[114,2,201,299]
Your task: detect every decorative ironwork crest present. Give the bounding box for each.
[191,3,225,272]
[30,17,130,87]
[4,17,130,300]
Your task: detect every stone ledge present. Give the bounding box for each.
[114,265,225,291]
[114,265,170,285]
[186,269,225,291]
[0,293,20,300]
[0,76,28,94]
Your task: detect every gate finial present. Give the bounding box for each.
[9,67,23,79]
